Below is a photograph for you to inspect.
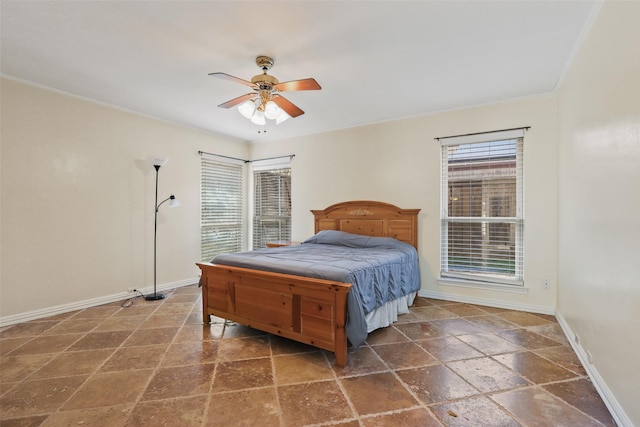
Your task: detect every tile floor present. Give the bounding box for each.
[0,285,616,426]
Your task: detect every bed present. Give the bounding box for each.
[197,200,420,367]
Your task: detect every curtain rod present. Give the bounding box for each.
[198,151,295,163]
[435,126,530,141]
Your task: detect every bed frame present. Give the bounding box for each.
[197,201,420,366]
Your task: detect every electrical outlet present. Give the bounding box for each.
[127,288,137,293]
[543,279,550,290]
[587,351,594,364]
[574,333,580,344]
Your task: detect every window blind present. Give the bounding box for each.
[440,130,524,286]
[200,157,246,261]
[251,160,291,249]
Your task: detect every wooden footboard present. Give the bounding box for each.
[197,262,352,367]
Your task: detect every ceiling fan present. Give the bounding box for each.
[209,56,321,126]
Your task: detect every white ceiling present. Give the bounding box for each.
[1,1,599,143]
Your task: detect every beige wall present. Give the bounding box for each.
[557,1,640,424]
[3,2,637,421]
[0,77,248,319]
[251,94,559,313]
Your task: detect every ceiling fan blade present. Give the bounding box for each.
[209,72,256,88]
[273,94,304,117]
[218,93,255,108]
[275,78,321,92]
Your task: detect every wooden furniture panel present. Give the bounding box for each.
[235,285,293,328]
[198,264,351,365]
[317,218,338,231]
[340,219,384,236]
[198,200,420,367]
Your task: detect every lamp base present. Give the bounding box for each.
[144,293,165,301]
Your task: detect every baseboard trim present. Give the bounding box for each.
[0,277,200,328]
[555,313,632,427]
[418,289,555,315]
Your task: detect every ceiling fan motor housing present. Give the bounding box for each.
[252,74,279,88]
[252,56,278,88]
[255,55,274,70]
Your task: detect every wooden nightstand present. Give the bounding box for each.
[266,241,300,248]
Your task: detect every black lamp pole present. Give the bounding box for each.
[145,163,179,301]
[146,164,165,300]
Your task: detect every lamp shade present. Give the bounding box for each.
[148,155,169,167]
[264,101,279,120]
[238,100,256,119]
[168,196,181,208]
[250,109,266,125]
[276,109,291,125]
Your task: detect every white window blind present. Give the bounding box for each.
[251,158,291,249]
[440,129,525,286]
[200,157,246,261]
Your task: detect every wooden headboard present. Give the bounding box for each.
[311,201,420,249]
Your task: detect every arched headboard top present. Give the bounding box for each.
[311,201,420,249]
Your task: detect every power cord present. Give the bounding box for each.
[120,289,145,307]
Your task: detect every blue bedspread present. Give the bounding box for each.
[212,230,421,348]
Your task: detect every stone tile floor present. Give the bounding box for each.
[0,285,616,426]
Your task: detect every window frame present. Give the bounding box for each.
[439,129,525,287]
[250,157,292,250]
[200,155,247,262]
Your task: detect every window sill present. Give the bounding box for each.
[438,277,529,294]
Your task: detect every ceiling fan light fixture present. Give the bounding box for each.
[264,100,280,120]
[250,109,266,125]
[275,109,291,125]
[238,99,256,119]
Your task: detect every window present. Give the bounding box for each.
[440,129,525,286]
[251,159,292,249]
[200,156,246,261]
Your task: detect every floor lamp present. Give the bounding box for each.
[146,156,181,301]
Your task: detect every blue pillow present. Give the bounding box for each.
[303,230,408,250]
